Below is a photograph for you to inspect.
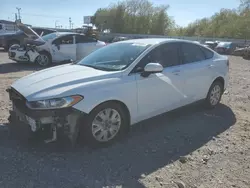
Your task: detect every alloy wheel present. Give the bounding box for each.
[37,54,49,66]
[209,85,221,106]
[91,108,121,142]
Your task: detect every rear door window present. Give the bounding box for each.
[52,35,74,45]
[200,46,214,59]
[180,43,206,64]
[75,35,97,43]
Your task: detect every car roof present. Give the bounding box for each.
[218,41,232,44]
[118,38,199,45]
[32,27,56,31]
[55,32,83,36]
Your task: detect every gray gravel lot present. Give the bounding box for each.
[0,49,250,188]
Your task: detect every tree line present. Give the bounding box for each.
[91,0,250,39]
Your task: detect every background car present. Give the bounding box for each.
[112,36,129,43]
[0,27,56,51]
[233,46,248,56]
[204,41,218,50]
[215,42,238,55]
[9,22,106,66]
[242,45,250,59]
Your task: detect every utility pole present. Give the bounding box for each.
[16,7,21,21]
[69,17,72,29]
[15,13,18,21]
[72,23,74,29]
[55,20,59,28]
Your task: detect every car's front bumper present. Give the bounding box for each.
[7,87,84,145]
[8,48,30,62]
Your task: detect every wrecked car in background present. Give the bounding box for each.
[242,45,250,59]
[0,27,56,51]
[232,45,248,56]
[204,41,218,50]
[8,22,106,67]
[214,42,237,55]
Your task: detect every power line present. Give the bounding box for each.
[21,13,68,19]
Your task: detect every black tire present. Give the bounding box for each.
[35,51,51,67]
[205,81,223,108]
[82,102,129,147]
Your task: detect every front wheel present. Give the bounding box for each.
[205,81,223,108]
[36,52,51,67]
[82,102,129,147]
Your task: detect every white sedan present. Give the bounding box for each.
[7,38,229,147]
[8,22,106,66]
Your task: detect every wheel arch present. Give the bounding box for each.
[89,99,131,125]
[39,50,52,60]
[212,76,225,89]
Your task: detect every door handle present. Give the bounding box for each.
[172,70,180,75]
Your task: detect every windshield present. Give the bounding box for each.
[41,33,57,41]
[77,42,150,71]
[217,42,231,48]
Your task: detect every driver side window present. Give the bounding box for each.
[133,42,180,73]
[52,35,74,45]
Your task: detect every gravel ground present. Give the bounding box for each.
[0,49,250,188]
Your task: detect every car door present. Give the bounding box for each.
[51,34,76,62]
[178,42,214,103]
[75,34,99,60]
[133,42,185,120]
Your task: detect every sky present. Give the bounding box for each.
[0,0,240,29]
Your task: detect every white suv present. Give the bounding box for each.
[7,38,229,147]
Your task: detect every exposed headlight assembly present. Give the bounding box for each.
[26,95,83,110]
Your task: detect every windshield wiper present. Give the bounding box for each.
[81,64,115,71]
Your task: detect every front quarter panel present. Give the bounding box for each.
[72,74,138,124]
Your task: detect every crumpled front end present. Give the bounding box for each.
[7,87,84,146]
[8,44,41,63]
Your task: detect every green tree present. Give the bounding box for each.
[92,0,173,35]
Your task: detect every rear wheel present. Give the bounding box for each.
[82,102,129,147]
[205,81,223,108]
[36,52,51,67]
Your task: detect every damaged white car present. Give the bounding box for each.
[8,23,106,66]
[7,39,228,147]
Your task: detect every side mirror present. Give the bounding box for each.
[141,63,163,77]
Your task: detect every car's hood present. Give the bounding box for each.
[16,21,45,42]
[23,38,46,46]
[11,64,120,101]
